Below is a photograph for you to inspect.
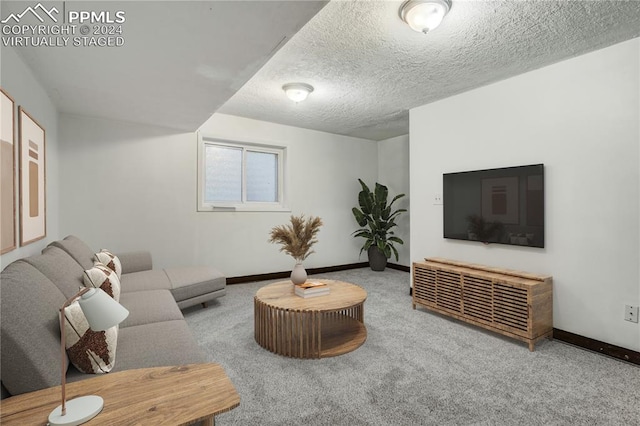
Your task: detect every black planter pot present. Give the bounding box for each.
[367,246,387,271]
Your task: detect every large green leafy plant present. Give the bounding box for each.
[352,179,406,261]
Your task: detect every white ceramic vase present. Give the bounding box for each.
[290,263,307,285]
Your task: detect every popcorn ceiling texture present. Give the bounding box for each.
[7,1,639,137]
[219,0,640,141]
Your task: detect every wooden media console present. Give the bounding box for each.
[412,258,553,351]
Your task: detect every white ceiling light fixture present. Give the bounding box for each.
[399,0,452,34]
[282,83,314,103]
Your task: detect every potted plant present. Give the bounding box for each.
[352,179,406,271]
[268,214,323,284]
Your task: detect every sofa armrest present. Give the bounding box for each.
[117,251,153,274]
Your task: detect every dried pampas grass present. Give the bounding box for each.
[268,214,323,262]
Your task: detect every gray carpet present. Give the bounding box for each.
[183,268,640,425]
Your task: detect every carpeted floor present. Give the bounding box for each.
[183,268,640,425]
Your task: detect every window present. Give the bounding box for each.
[198,136,288,211]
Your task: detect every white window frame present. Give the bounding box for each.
[197,134,289,212]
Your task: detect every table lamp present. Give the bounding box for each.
[48,287,129,426]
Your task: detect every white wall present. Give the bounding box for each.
[378,134,410,267]
[410,38,640,351]
[0,47,59,268]
[59,113,377,276]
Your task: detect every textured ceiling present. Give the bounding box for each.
[3,1,327,131]
[219,0,640,141]
[4,1,639,138]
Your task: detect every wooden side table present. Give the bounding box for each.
[254,280,367,358]
[0,363,240,426]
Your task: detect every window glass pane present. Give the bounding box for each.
[204,145,242,202]
[246,151,278,202]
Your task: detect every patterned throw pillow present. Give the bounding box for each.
[83,264,121,302]
[95,249,122,278]
[63,300,118,374]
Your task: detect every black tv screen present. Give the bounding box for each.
[443,164,544,248]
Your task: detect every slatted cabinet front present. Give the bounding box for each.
[412,259,552,351]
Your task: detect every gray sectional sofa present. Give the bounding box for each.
[1,235,226,397]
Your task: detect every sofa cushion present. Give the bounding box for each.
[22,245,85,299]
[117,251,153,274]
[84,264,121,301]
[118,290,184,328]
[165,266,226,302]
[0,261,67,395]
[63,300,118,374]
[119,269,171,293]
[49,235,95,270]
[95,249,122,278]
[108,320,206,372]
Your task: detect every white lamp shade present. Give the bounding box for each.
[400,0,451,33]
[282,83,314,102]
[78,288,129,331]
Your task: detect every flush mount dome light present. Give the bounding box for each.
[399,0,452,34]
[282,83,314,103]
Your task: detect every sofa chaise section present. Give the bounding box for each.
[51,235,226,309]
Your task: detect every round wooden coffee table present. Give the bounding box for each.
[254,280,367,358]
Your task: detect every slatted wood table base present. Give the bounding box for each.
[254,280,367,358]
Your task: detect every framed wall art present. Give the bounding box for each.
[18,107,46,246]
[1,88,17,254]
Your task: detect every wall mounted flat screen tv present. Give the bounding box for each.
[443,164,544,248]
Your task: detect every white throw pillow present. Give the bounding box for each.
[95,249,122,279]
[63,300,118,374]
[84,263,121,302]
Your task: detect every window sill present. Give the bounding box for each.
[198,205,291,213]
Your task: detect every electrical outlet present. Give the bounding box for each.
[624,305,639,323]
[434,194,443,205]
